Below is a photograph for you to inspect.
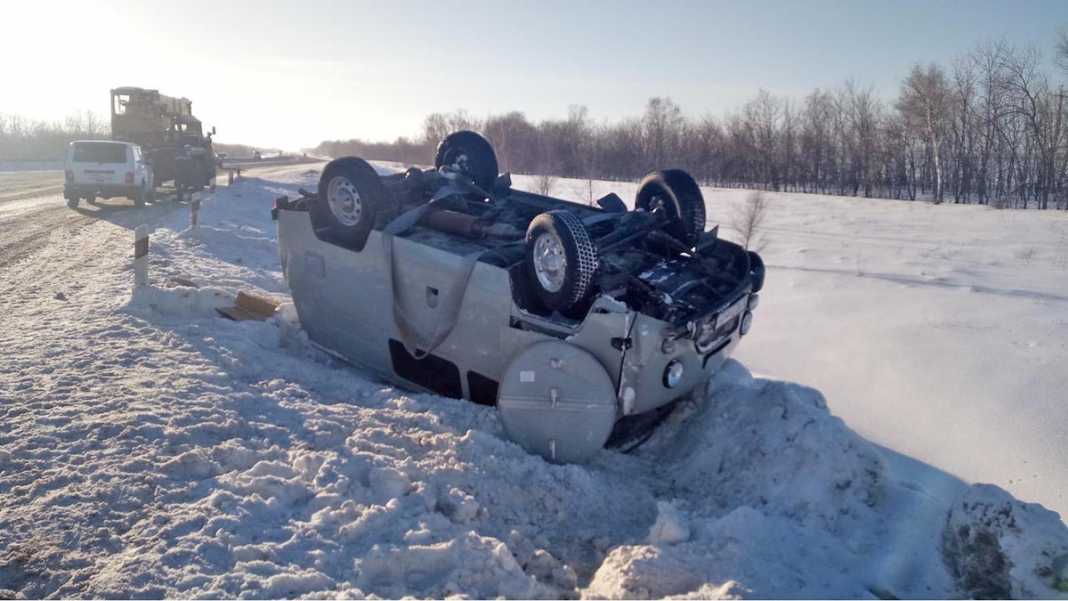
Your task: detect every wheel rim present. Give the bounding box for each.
[326,176,362,226]
[648,194,671,215]
[444,151,470,177]
[533,231,567,293]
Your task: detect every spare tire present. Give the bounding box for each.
[525,210,598,313]
[497,340,618,463]
[312,157,388,251]
[434,130,499,192]
[635,169,707,247]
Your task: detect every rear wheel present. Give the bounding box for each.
[66,197,79,209]
[635,169,706,247]
[312,157,389,251]
[434,130,499,191]
[133,187,146,208]
[524,210,598,313]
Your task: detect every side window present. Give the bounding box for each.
[113,94,129,115]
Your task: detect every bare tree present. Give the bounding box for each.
[533,172,557,196]
[731,191,770,250]
[1056,25,1068,74]
[898,64,950,202]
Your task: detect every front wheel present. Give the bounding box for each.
[524,210,598,313]
[66,197,79,209]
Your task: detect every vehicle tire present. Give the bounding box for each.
[66,197,79,209]
[524,210,598,313]
[434,130,499,191]
[748,250,765,293]
[312,157,387,251]
[85,193,95,204]
[134,188,146,208]
[635,169,706,247]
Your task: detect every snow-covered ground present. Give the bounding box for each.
[1,166,1067,598]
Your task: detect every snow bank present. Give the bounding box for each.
[2,166,1067,598]
[944,485,1068,598]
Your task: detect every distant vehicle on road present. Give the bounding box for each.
[64,140,154,208]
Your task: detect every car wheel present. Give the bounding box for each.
[85,194,96,204]
[312,157,388,251]
[434,130,499,192]
[524,210,598,313]
[66,197,79,209]
[134,188,146,207]
[635,169,706,247]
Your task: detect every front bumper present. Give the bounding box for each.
[568,292,756,416]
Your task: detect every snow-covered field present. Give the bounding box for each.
[1,165,1067,598]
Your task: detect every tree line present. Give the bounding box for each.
[0,112,109,161]
[313,36,1068,210]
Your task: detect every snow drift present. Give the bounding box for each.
[1,167,1067,599]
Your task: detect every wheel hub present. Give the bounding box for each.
[533,231,567,293]
[326,176,362,226]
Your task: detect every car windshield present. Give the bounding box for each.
[72,142,127,164]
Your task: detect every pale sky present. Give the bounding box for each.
[4,0,1067,150]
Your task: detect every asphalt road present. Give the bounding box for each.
[0,159,324,277]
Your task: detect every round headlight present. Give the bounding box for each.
[739,311,754,336]
[663,360,685,388]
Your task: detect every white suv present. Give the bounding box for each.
[64,140,154,208]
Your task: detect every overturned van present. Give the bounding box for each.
[274,131,764,463]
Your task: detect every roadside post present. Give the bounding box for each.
[190,195,201,229]
[134,225,149,287]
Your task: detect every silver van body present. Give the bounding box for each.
[277,208,751,420]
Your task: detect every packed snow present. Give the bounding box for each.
[1,166,1067,598]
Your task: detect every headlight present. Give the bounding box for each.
[739,311,754,336]
[694,315,718,353]
[663,360,684,388]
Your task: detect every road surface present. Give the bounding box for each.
[0,161,324,289]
